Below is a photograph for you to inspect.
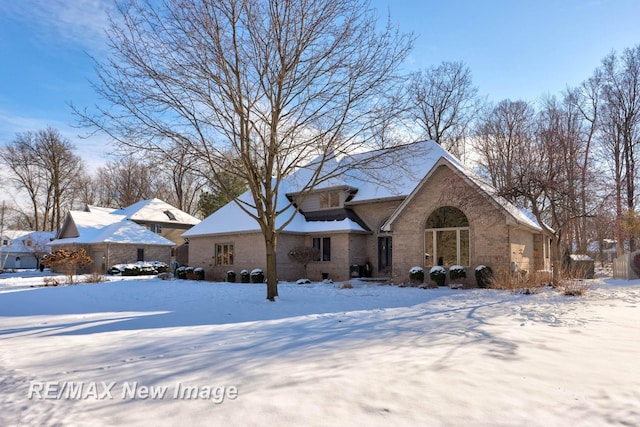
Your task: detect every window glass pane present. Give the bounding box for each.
[437,230,457,266]
[312,238,321,261]
[216,244,234,265]
[426,206,469,228]
[460,229,470,266]
[424,230,434,266]
[322,237,331,261]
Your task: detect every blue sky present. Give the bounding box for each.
[1,0,640,167]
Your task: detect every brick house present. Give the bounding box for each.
[183,140,551,284]
[49,199,200,273]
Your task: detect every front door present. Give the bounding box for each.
[378,236,392,273]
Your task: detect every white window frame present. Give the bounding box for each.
[424,227,470,267]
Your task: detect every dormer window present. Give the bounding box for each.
[320,191,340,209]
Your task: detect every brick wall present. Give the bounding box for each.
[388,165,512,284]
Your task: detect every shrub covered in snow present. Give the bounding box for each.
[250,268,264,283]
[449,265,466,281]
[176,266,187,279]
[108,261,169,276]
[227,270,236,283]
[296,278,311,285]
[409,266,424,283]
[475,265,493,288]
[240,269,250,283]
[429,266,446,286]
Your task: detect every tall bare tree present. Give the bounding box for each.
[1,127,83,231]
[473,99,536,205]
[92,157,154,208]
[598,45,640,253]
[408,61,481,159]
[76,0,413,300]
[150,147,207,216]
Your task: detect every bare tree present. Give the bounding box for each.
[287,246,320,279]
[472,96,603,278]
[473,99,537,205]
[598,45,640,253]
[150,147,207,216]
[1,132,44,230]
[92,157,154,208]
[76,0,413,300]
[408,61,481,159]
[1,127,83,231]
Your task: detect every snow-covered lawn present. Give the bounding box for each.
[1,271,639,426]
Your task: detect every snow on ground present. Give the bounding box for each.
[1,271,639,426]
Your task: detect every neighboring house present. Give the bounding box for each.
[0,230,55,270]
[106,198,201,265]
[49,199,199,273]
[183,140,552,284]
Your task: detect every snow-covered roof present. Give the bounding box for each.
[381,147,543,233]
[0,231,55,253]
[184,140,543,237]
[287,140,462,202]
[86,205,117,214]
[1,230,31,241]
[50,210,174,247]
[183,178,368,237]
[112,198,200,225]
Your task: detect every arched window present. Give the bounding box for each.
[425,206,470,267]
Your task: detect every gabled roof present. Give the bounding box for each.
[50,210,174,246]
[382,155,543,232]
[286,140,461,202]
[0,231,55,253]
[112,198,200,225]
[184,140,543,238]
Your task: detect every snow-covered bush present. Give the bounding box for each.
[475,265,493,288]
[409,266,424,283]
[240,269,250,283]
[250,268,264,283]
[296,278,311,285]
[194,267,205,280]
[449,265,466,281]
[176,266,187,279]
[123,265,141,276]
[227,270,236,283]
[429,266,446,286]
[108,261,169,276]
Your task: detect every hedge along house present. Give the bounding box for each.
[183,140,551,284]
[49,208,177,274]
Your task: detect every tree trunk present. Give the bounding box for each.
[265,236,279,301]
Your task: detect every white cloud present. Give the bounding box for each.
[0,0,115,53]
